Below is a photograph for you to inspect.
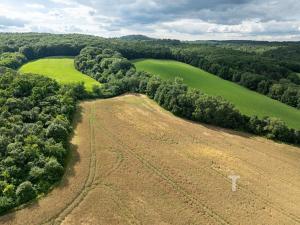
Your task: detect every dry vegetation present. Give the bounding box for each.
[1,94,300,225]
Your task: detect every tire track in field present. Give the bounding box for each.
[178,128,300,223]
[41,97,300,225]
[40,103,98,225]
[89,184,142,225]
[209,166,300,224]
[143,104,300,224]
[52,103,98,225]
[182,130,300,220]
[53,103,127,225]
[161,129,300,223]
[146,103,299,187]
[54,102,139,225]
[208,138,300,187]
[142,98,299,186]
[99,147,124,180]
[94,118,231,225]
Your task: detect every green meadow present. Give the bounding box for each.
[134,59,300,129]
[19,57,100,91]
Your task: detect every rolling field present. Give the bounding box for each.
[19,57,100,91]
[2,94,300,225]
[134,59,300,130]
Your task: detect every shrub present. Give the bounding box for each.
[16,181,36,204]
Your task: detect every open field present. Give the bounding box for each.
[19,57,100,91]
[1,94,300,225]
[134,59,300,130]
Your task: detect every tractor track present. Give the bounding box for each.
[13,95,297,225]
[40,103,98,225]
[93,115,231,225]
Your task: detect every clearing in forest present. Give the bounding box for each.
[19,57,100,91]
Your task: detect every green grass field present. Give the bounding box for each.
[19,57,100,91]
[134,59,300,130]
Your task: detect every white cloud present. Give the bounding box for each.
[0,0,299,41]
[49,0,74,5]
[25,3,45,9]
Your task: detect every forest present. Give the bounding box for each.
[1,33,299,108]
[0,66,78,213]
[0,33,299,214]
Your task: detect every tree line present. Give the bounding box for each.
[75,47,300,144]
[113,42,300,109]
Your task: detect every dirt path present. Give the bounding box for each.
[1,94,300,225]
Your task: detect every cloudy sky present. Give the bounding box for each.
[0,0,300,41]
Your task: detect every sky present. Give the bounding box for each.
[0,0,300,41]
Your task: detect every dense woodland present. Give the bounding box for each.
[0,66,79,213]
[0,33,299,213]
[1,33,299,108]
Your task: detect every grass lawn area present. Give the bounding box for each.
[134,59,300,130]
[19,57,100,92]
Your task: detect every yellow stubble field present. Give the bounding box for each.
[1,94,300,225]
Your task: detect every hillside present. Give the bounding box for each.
[2,95,299,225]
[0,35,299,218]
[19,57,100,91]
[134,59,300,130]
[119,34,154,41]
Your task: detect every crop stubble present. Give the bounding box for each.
[1,94,300,225]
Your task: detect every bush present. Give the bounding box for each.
[263,118,293,142]
[193,95,243,129]
[16,181,36,204]
[0,197,14,214]
[44,158,64,182]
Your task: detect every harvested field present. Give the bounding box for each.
[1,94,300,225]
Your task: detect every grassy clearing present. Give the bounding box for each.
[19,57,100,91]
[134,59,300,130]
